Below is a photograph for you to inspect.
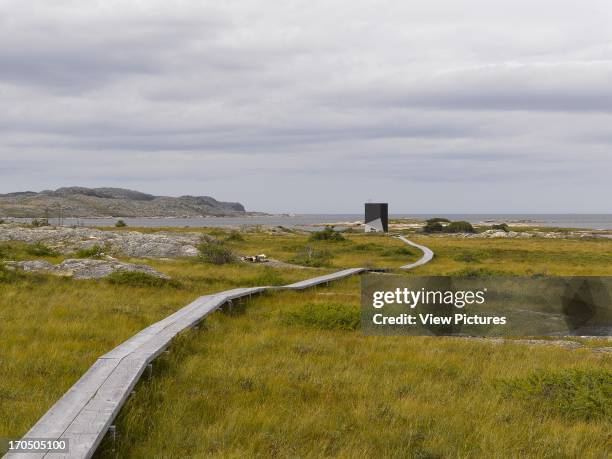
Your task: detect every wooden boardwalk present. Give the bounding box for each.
[397,235,434,270]
[5,238,432,459]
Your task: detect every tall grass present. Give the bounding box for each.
[96,279,611,458]
[1,231,611,457]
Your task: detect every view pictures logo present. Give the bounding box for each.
[372,287,487,309]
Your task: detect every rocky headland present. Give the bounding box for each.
[0,187,250,218]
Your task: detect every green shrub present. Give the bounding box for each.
[309,227,345,242]
[24,242,57,257]
[283,302,360,330]
[115,219,127,228]
[106,271,180,288]
[423,221,444,233]
[290,246,332,267]
[445,221,475,233]
[492,223,510,232]
[426,217,450,224]
[0,218,5,224]
[225,231,244,242]
[503,369,611,421]
[75,245,106,259]
[197,241,235,265]
[30,218,49,227]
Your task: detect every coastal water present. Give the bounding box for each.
[9,214,612,230]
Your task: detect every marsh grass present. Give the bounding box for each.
[1,229,611,457]
[282,302,360,330]
[197,240,235,265]
[0,241,63,264]
[400,236,612,276]
[290,246,333,267]
[0,263,29,283]
[96,278,611,458]
[0,239,321,438]
[502,368,611,421]
[225,230,245,242]
[105,271,182,288]
[24,242,58,257]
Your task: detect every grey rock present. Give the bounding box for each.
[6,258,168,279]
[5,260,58,273]
[0,225,204,258]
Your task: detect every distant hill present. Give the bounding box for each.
[0,187,249,218]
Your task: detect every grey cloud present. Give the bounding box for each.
[0,7,228,91]
[323,62,612,112]
[0,0,611,212]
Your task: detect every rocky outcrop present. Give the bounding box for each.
[5,258,168,279]
[0,187,248,217]
[0,225,205,258]
[430,229,608,239]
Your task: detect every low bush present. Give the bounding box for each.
[115,219,127,228]
[423,221,444,233]
[503,369,611,421]
[492,223,510,232]
[225,231,244,242]
[105,271,180,288]
[290,246,333,267]
[282,302,360,330]
[445,221,475,233]
[30,218,49,227]
[197,241,235,265]
[24,242,57,257]
[309,227,345,242]
[426,217,450,224]
[75,245,106,259]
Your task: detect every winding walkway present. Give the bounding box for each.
[5,236,433,459]
[397,235,435,270]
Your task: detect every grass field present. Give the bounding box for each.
[1,227,611,457]
[96,278,611,458]
[0,229,417,437]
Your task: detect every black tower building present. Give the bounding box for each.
[364,203,388,233]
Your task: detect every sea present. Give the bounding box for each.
[7,214,612,230]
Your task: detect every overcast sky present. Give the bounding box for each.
[1,0,611,213]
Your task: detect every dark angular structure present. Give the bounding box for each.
[364,203,388,233]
